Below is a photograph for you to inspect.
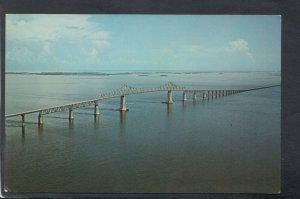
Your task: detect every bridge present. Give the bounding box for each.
[5,82,280,127]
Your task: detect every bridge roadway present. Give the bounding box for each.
[5,82,280,127]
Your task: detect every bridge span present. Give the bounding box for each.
[5,82,280,127]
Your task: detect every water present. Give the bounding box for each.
[4,71,281,193]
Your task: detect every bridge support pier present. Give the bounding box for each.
[120,95,127,111]
[193,92,197,101]
[182,91,187,101]
[21,114,25,127]
[38,112,43,126]
[69,107,74,120]
[202,92,206,100]
[94,102,100,115]
[167,90,174,104]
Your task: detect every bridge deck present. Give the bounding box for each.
[5,83,280,118]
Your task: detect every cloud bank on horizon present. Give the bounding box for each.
[6,15,281,72]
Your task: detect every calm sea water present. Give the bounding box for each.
[4,71,281,193]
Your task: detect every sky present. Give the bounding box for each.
[6,14,281,72]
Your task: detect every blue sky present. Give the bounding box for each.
[6,15,281,72]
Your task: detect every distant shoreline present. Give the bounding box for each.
[5,71,281,76]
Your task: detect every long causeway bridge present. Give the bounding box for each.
[5,82,280,127]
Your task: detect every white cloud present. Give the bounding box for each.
[183,45,201,53]
[207,39,254,62]
[6,14,110,69]
[229,39,249,51]
[7,15,109,43]
[85,49,100,65]
[89,31,110,48]
[162,47,173,54]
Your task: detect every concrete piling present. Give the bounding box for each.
[182,91,187,101]
[94,102,100,115]
[21,114,25,127]
[202,92,206,100]
[69,107,74,120]
[38,112,43,125]
[120,95,127,111]
[193,92,197,101]
[167,90,174,104]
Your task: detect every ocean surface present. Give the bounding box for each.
[4,71,281,193]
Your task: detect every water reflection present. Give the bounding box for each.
[68,119,74,129]
[119,111,127,145]
[167,103,172,115]
[94,115,100,128]
[182,101,186,111]
[120,111,126,127]
[21,127,25,143]
[38,125,43,134]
